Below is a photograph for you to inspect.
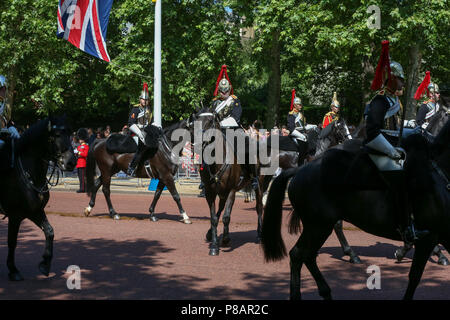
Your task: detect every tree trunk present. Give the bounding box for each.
[404,44,422,120]
[5,68,16,122]
[266,29,281,128]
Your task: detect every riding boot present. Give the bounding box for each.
[127,142,144,177]
[127,153,139,177]
[383,171,429,246]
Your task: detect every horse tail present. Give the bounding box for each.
[86,141,98,197]
[261,167,300,262]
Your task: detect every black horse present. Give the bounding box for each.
[0,116,76,281]
[426,106,449,136]
[261,120,450,300]
[261,118,362,264]
[394,107,450,265]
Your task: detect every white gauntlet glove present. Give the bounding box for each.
[129,124,146,143]
[366,133,401,159]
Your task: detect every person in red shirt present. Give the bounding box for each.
[75,128,89,193]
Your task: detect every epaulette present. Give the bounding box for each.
[231,95,238,99]
[289,110,297,115]
[212,97,219,101]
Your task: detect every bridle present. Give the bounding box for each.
[18,123,69,195]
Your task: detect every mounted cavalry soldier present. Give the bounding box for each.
[210,65,258,189]
[212,66,242,129]
[364,40,428,245]
[287,89,307,144]
[414,71,442,129]
[322,92,340,129]
[126,82,155,177]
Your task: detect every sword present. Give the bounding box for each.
[397,97,407,147]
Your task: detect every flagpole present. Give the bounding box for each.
[154,0,162,127]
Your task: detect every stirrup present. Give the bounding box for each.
[127,165,137,177]
[400,225,429,245]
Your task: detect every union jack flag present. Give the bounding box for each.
[57,0,114,62]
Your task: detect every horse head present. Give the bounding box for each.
[331,118,353,143]
[48,115,77,172]
[427,107,450,136]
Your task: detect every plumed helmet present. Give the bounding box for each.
[428,82,439,94]
[218,78,231,94]
[331,92,340,108]
[390,61,405,79]
[140,82,149,100]
[0,75,6,88]
[76,128,89,141]
[293,97,302,105]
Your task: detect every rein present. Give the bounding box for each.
[199,111,231,184]
[17,131,65,195]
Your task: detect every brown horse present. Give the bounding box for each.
[84,124,191,223]
[191,109,264,256]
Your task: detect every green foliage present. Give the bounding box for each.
[1,0,448,130]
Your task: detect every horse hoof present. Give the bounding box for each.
[394,249,404,262]
[350,256,362,264]
[84,207,91,217]
[9,272,24,281]
[149,215,159,222]
[209,248,219,256]
[113,214,120,220]
[39,262,50,277]
[438,257,449,266]
[182,218,192,224]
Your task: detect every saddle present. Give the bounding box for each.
[106,125,163,155]
[106,134,137,154]
[267,135,302,152]
[320,139,387,191]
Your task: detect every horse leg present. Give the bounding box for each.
[30,212,54,277]
[433,245,449,266]
[334,220,362,264]
[101,176,119,220]
[403,236,437,300]
[394,242,413,262]
[221,191,236,247]
[207,197,225,242]
[254,183,264,243]
[148,180,164,222]
[206,191,221,256]
[7,217,24,281]
[163,175,191,224]
[290,225,334,300]
[84,177,102,217]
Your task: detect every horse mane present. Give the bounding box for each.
[163,119,187,138]
[432,119,450,155]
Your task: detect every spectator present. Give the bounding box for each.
[96,127,105,139]
[71,132,80,150]
[121,125,129,135]
[75,128,89,193]
[87,128,96,145]
[281,125,290,136]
